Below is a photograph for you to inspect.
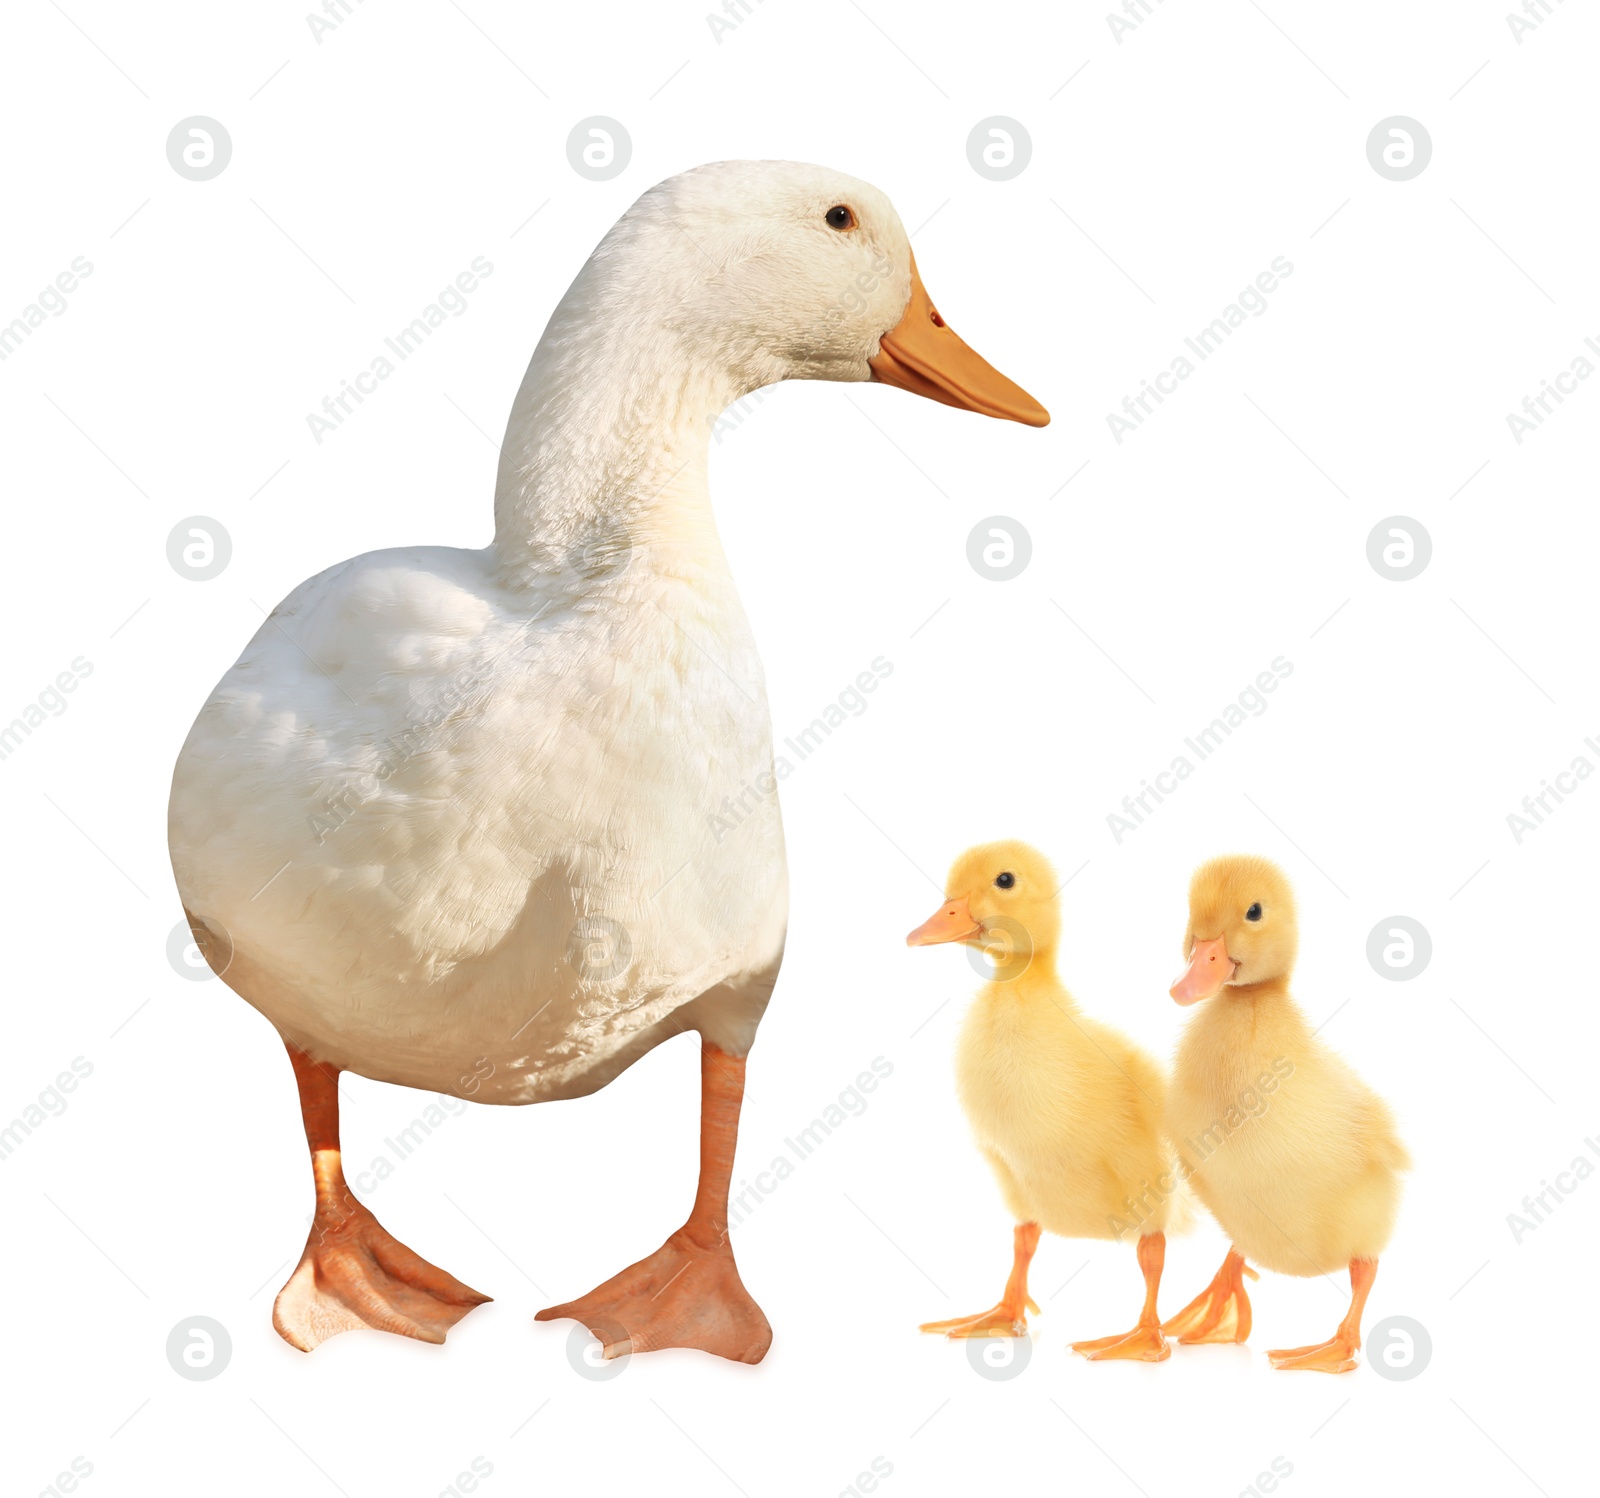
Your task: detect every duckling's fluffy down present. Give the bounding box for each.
[1167,995,1410,1276]
[957,983,1194,1242]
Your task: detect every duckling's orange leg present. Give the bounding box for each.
[272,1042,491,1352]
[536,1045,772,1363]
[1268,1257,1376,1373]
[1071,1232,1172,1361]
[919,1222,1042,1338]
[1160,1245,1257,1344]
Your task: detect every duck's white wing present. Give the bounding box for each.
[169,543,787,1101]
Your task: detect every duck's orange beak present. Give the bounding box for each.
[1171,936,1236,1005]
[869,252,1050,427]
[906,896,981,947]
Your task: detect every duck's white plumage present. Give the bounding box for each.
[169,162,916,1103]
[170,534,786,1103]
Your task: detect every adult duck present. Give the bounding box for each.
[169,160,1047,1363]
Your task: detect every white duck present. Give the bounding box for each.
[169,160,1047,1362]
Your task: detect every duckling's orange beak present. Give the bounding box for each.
[906,896,982,947]
[869,252,1050,427]
[1171,936,1236,1004]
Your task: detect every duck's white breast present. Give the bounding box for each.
[168,543,788,1102]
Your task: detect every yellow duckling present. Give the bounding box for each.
[1162,855,1411,1373]
[907,841,1181,1361]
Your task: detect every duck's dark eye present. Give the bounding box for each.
[1246,903,1262,921]
[996,872,1015,890]
[825,204,856,231]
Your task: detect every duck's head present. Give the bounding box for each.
[1171,855,1298,1004]
[906,840,1060,968]
[555,160,1048,427]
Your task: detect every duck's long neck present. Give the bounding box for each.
[490,266,755,587]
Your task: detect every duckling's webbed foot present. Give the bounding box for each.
[1266,1335,1360,1373]
[920,1303,1035,1339]
[536,1044,771,1364]
[1072,1322,1171,1360]
[1072,1231,1172,1362]
[919,1221,1041,1339]
[1267,1256,1376,1375]
[272,1044,490,1352]
[1160,1245,1257,1344]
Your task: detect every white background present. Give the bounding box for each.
[3,2,1595,1495]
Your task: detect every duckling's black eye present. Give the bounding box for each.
[825,204,856,231]
[995,872,1015,890]
[1246,903,1262,922]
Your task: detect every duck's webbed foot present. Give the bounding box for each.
[536,1044,770,1364]
[275,1194,490,1352]
[537,1229,770,1362]
[273,1040,489,1353]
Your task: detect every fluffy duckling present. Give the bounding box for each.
[1162,855,1410,1372]
[907,841,1181,1361]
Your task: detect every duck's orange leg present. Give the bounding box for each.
[1071,1232,1171,1361]
[1268,1257,1376,1373]
[1160,1245,1257,1344]
[919,1221,1042,1338]
[272,1042,490,1352]
[536,1044,771,1363]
